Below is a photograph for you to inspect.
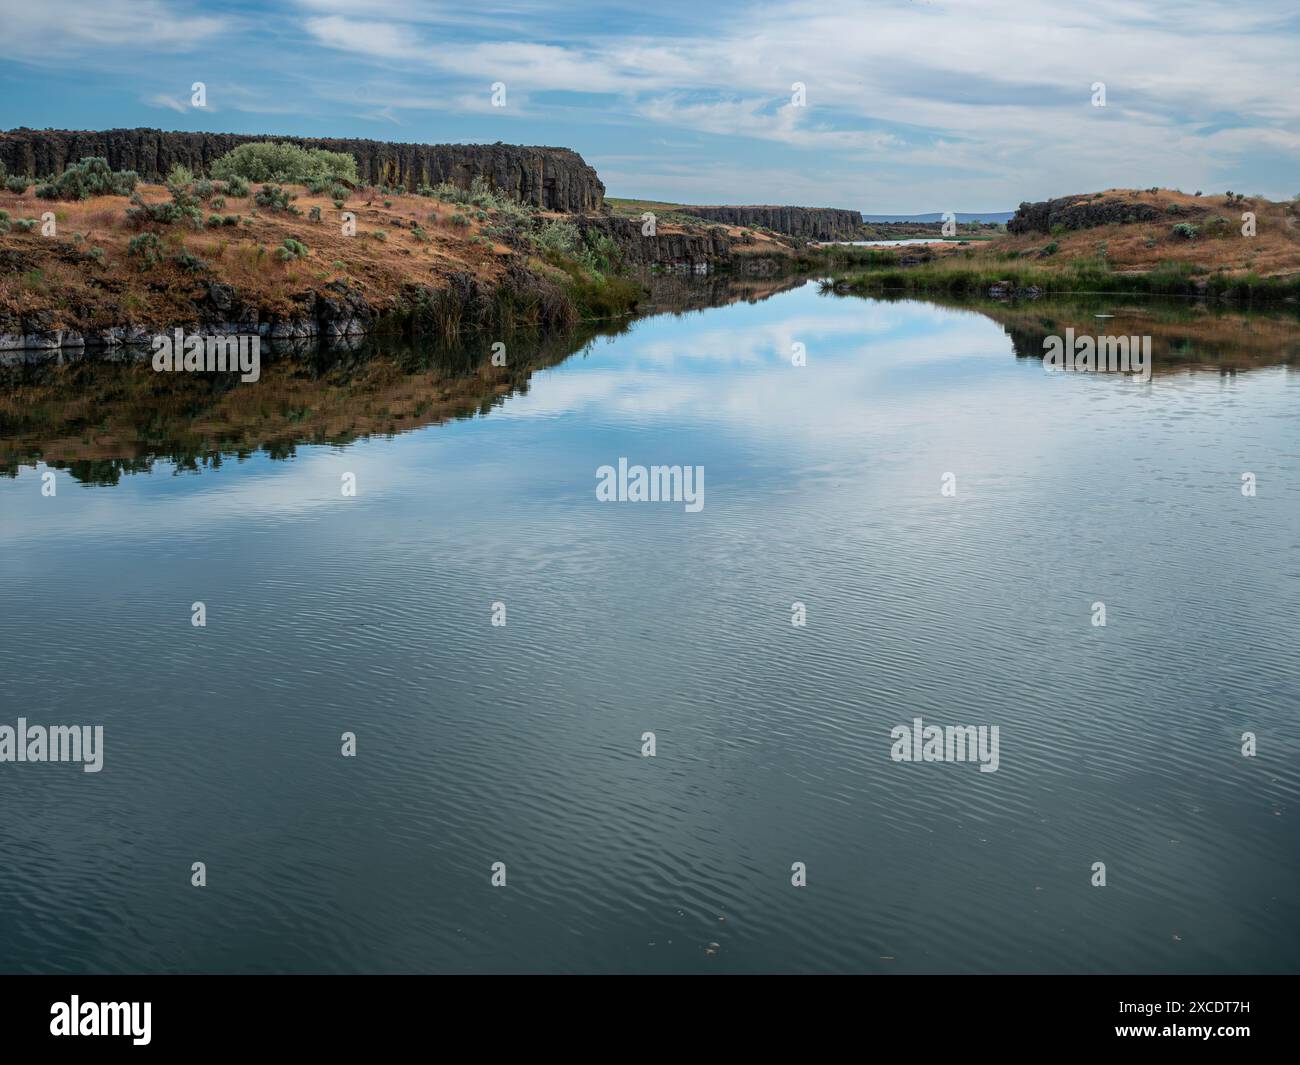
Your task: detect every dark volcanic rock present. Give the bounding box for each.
[576,216,733,266]
[0,127,605,212]
[1007,195,1162,235]
[678,205,864,241]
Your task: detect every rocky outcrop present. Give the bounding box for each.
[576,215,734,266]
[1007,195,1162,235]
[0,127,605,212]
[0,278,377,353]
[677,205,865,241]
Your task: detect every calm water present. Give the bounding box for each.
[1,282,1298,973]
[819,238,962,246]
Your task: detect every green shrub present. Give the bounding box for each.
[1042,241,1059,255]
[586,232,623,272]
[12,218,37,232]
[210,195,226,211]
[429,181,468,204]
[193,178,215,201]
[172,249,209,273]
[34,157,138,200]
[275,238,309,261]
[5,175,30,194]
[223,215,241,226]
[536,219,579,254]
[369,230,387,241]
[0,210,7,221]
[333,199,344,209]
[254,184,295,212]
[211,142,358,185]
[448,212,469,228]
[309,206,322,223]
[221,176,251,198]
[468,176,499,207]
[128,181,205,229]
[166,164,195,187]
[328,184,350,201]
[384,198,393,208]
[1172,222,1198,240]
[128,232,163,267]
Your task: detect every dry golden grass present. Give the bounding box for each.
[935,189,1300,277]
[0,182,514,331]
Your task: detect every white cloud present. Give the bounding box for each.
[5,0,1297,205]
[0,0,227,61]
[143,93,190,115]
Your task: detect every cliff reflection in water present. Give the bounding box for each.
[0,273,805,487]
[3,277,1297,488]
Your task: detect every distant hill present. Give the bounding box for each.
[862,211,1014,224]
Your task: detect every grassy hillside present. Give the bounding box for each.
[823,189,1300,301]
[0,175,639,337]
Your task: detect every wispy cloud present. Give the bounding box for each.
[0,0,228,61]
[143,93,191,115]
[2,0,1297,208]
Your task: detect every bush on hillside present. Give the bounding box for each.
[254,184,297,213]
[35,157,138,200]
[211,142,358,186]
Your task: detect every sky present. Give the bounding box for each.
[0,0,1297,213]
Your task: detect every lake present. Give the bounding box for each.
[1,280,1297,973]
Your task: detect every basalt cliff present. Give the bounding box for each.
[680,205,865,241]
[0,127,605,212]
[1007,194,1163,235]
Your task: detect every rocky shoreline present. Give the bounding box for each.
[0,278,380,354]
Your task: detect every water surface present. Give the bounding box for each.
[1,282,1297,973]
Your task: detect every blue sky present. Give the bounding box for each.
[1,0,1297,212]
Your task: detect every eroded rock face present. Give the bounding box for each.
[576,216,734,265]
[677,205,865,240]
[1007,196,1162,235]
[0,128,606,212]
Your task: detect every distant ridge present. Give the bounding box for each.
[862,211,1013,224]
